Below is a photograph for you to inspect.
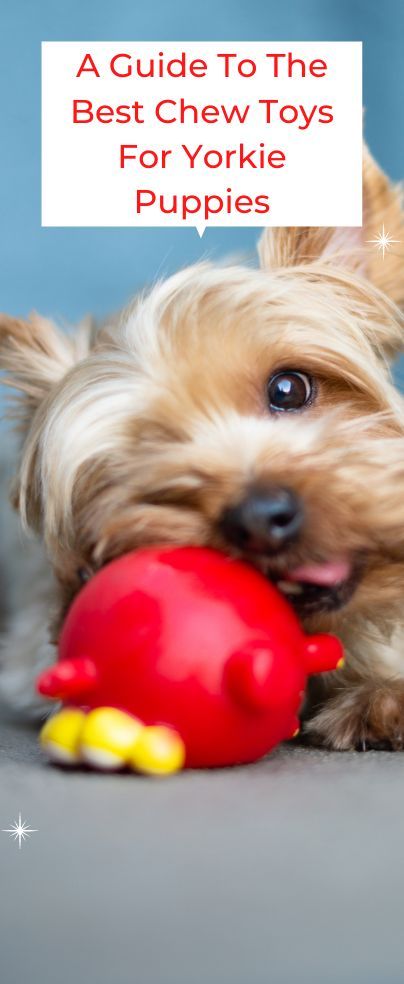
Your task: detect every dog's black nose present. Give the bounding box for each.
[220,487,303,553]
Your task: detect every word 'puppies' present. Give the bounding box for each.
[135,188,271,220]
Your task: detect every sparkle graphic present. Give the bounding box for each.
[2,813,37,849]
[366,224,401,260]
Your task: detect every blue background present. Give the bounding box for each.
[0,0,403,326]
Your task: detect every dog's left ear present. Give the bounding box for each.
[258,145,404,309]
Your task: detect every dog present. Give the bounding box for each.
[2,145,404,750]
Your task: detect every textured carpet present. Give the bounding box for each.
[1,714,404,984]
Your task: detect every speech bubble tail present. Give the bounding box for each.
[195,223,206,238]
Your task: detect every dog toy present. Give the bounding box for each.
[36,546,344,774]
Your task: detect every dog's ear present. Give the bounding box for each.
[258,145,404,308]
[0,312,93,422]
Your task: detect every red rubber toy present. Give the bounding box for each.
[37,547,343,774]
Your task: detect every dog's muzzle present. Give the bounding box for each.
[219,486,303,555]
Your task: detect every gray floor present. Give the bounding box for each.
[1,714,404,984]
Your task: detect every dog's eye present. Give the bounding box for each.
[266,371,313,412]
[77,568,91,585]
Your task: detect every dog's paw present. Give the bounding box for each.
[304,680,404,751]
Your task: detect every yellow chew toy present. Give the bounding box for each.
[129,725,186,775]
[39,707,185,776]
[40,708,86,765]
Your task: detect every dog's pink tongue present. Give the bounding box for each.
[288,558,351,587]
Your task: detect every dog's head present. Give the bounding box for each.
[3,148,404,631]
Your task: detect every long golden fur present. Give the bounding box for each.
[2,145,404,748]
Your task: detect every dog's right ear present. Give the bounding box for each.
[0,313,93,422]
[258,145,404,308]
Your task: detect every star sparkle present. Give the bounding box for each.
[2,813,38,849]
[366,224,401,260]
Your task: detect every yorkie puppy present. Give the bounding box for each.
[2,145,404,750]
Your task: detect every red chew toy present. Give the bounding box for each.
[37,547,343,773]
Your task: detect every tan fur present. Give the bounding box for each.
[3,146,404,746]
